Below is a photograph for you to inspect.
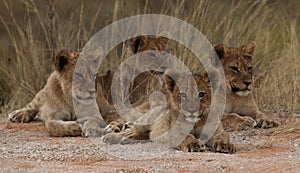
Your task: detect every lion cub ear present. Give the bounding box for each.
[54,50,72,72]
[212,43,229,67]
[164,70,180,92]
[213,43,229,59]
[157,31,169,48]
[130,35,149,54]
[241,41,256,57]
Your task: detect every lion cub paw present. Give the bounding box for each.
[177,135,206,152]
[256,119,281,129]
[104,121,123,133]
[214,140,236,154]
[233,116,257,131]
[185,139,206,152]
[8,109,31,123]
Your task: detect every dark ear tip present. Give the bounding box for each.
[130,35,148,54]
[164,70,180,92]
[213,43,223,49]
[54,50,70,71]
[212,43,227,64]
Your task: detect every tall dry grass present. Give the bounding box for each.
[0,0,299,116]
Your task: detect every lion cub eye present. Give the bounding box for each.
[230,66,239,72]
[94,73,98,80]
[75,72,85,81]
[198,91,206,98]
[248,66,253,73]
[179,92,187,100]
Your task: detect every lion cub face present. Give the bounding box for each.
[54,49,100,104]
[164,70,219,123]
[213,42,256,97]
[128,34,168,54]
[124,34,169,73]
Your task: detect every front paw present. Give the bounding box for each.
[256,119,281,129]
[8,110,30,123]
[177,138,206,152]
[237,117,257,130]
[104,121,122,133]
[186,139,206,152]
[214,140,236,154]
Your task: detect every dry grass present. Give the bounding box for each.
[0,0,299,116]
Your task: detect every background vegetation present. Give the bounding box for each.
[0,0,299,116]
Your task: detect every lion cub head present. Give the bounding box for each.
[54,49,101,104]
[123,33,169,73]
[164,69,220,123]
[213,42,256,97]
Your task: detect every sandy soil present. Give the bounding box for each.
[0,116,300,173]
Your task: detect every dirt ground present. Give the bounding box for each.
[0,115,300,173]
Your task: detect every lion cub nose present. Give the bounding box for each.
[87,89,96,95]
[188,108,198,115]
[243,81,252,87]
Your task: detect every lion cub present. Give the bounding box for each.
[100,34,170,132]
[8,49,112,137]
[212,42,280,130]
[103,69,236,154]
[99,34,169,104]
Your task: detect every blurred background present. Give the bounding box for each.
[0,0,299,116]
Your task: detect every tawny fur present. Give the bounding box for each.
[101,34,170,132]
[8,49,112,137]
[99,34,169,104]
[103,70,236,154]
[212,42,280,130]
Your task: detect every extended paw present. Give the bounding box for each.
[104,121,123,133]
[177,138,206,152]
[102,133,123,144]
[186,139,206,152]
[256,119,281,129]
[214,140,236,154]
[8,109,31,123]
[237,117,257,130]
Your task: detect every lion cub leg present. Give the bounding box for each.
[104,100,153,133]
[45,120,82,137]
[43,110,81,137]
[221,113,257,131]
[103,123,150,144]
[8,90,45,123]
[207,126,236,154]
